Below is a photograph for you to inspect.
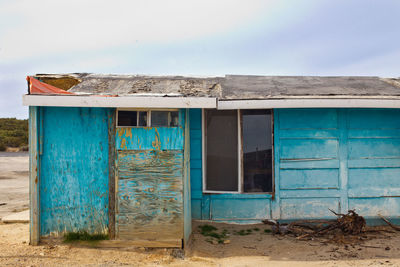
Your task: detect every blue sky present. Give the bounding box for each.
[1,0,399,119]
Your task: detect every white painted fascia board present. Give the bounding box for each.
[217,99,400,109]
[23,95,217,108]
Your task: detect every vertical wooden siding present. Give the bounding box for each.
[40,107,111,236]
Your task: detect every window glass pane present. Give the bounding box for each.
[242,110,273,192]
[206,110,238,191]
[170,111,179,127]
[138,111,148,126]
[118,111,137,126]
[151,111,169,127]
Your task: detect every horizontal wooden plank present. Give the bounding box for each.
[348,129,400,138]
[349,197,400,217]
[348,138,400,159]
[279,129,339,139]
[347,109,400,129]
[278,109,338,129]
[280,139,338,159]
[116,127,184,150]
[280,169,339,190]
[348,168,400,197]
[280,198,340,219]
[280,159,339,169]
[279,189,340,198]
[348,158,400,168]
[210,198,271,220]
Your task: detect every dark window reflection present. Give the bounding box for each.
[206,110,238,191]
[242,110,273,192]
[118,111,137,126]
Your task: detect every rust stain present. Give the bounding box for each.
[125,128,132,139]
[152,128,161,151]
[120,138,127,150]
[35,176,38,184]
[117,128,125,138]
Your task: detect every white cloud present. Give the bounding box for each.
[0,0,280,62]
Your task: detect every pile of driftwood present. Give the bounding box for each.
[263,209,367,241]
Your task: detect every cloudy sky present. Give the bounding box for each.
[1,0,399,119]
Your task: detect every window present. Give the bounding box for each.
[205,110,238,191]
[117,110,179,127]
[203,109,273,193]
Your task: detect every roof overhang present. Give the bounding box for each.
[218,98,400,109]
[22,95,217,108]
[23,94,400,109]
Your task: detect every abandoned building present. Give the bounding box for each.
[23,74,400,247]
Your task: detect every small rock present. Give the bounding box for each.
[22,241,26,244]
[211,240,218,245]
[39,252,44,256]
[138,247,146,252]
[385,247,390,251]
[223,240,231,244]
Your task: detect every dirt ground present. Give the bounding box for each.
[1,152,400,266]
[0,152,29,219]
[1,222,400,266]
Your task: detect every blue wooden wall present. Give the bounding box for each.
[190,108,400,222]
[40,107,111,236]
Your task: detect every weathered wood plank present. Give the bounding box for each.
[116,150,184,241]
[29,106,39,245]
[108,109,116,239]
[183,109,192,246]
[40,107,110,236]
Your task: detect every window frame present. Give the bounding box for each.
[116,108,180,128]
[202,109,275,194]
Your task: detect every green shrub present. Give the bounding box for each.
[0,118,28,149]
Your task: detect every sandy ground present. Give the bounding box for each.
[0,152,29,219]
[1,222,400,266]
[1,152,400,266]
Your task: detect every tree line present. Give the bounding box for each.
[0,118,28,151]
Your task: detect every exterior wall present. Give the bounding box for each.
[39,107,112,236]
[191,108,400,222]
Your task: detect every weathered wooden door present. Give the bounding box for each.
[115,110,185,245]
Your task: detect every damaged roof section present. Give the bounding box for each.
[31,74,223,98]
[28,73,400,99]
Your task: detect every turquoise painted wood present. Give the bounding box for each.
[191,108,400,223]
[40,107,111,236]
[189,109,203,219]
[115,109,186,244]
[116,110,185,151]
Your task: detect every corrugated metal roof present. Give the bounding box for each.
[32,74,400,99]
